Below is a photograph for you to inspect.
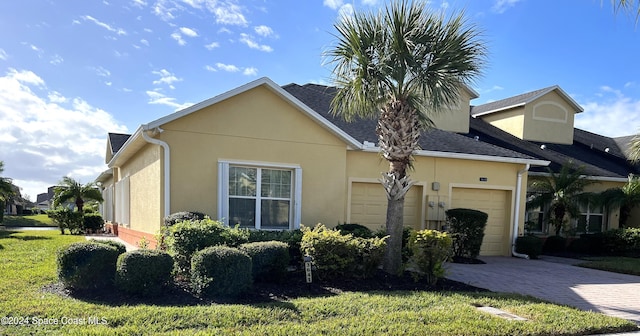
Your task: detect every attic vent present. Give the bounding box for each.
[540,144,546,150]
[473,136,480,141]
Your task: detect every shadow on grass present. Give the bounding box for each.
[0,230,52,241]
[2,215,55,227]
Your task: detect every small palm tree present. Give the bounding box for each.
[600,174,640,228]
[527,164,595,236]
[325,0,486,273]
[53,176,103,213]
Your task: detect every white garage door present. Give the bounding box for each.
[451,188,510,256]
[350,182,422,232]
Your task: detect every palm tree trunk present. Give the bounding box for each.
[378,101,420,274]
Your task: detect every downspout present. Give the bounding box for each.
[512,164,530,259]
[141,127,171,218]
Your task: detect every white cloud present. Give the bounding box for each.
[338,3,354,20]
[204,65,217,72]
[152,69,181,88]
[81,15,127,35]
[93,66,111,77]
[324,0,344,10]
[361,0,377,5]
[171,32,186,45]
[181,0,248,25]
[254,25,275,38]
[49,54,64,65]
[239,33,273,52]
[179,26,198,37]
[205,42,220,50]
[243,67,257,76]
[216,63,239,72]
[575,87,640,137]
[140,39,150,46]
[0,68,127,199]
[491,0,522,14]
[132,0,147,7]
[152,0,177,21]
[146,90,193,110]
[0,49,7,60]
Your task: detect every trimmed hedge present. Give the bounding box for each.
[191,246,252,298]
[515,236,543,259]
[116,250,174,297]
[543,235,567,254]
[301,224,386,280]
[335,223,373,238]
[83,213,104,232]
[56,242,119,290]
[602,228,640,255]
[239,241,290,282]
[164,211,207,226]
[247,230,303,267]
[87,239,127,255]
[167,218,249,274]
[409,230,452,285]
[446,208,488,259]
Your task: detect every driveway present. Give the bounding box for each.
[446,256,640,324]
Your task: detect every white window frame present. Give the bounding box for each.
[218,160,302,230]
[575,204,605,234]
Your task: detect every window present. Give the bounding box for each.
[525,192,546,233]
[218,161,301,230]
[576,203,604,233]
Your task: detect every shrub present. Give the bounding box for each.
[374,227,414,263]
[409,230,452,286]
[49,208,83,235]
[116,250,174,297]
[83,213,104,233]
[301,224,386,280]
[515,236,543,259]
[239,241,290,282]
[335,223,373,238]
[247,230,303,267]
[446,208,488,259]
[56,242,119,290]
[567,238,591,254]
[164,211,207,226]
[602,228,640,255]
[190,246,252,298]
[167,218,250,274]
[87,239,127,255]
[543,235,567,254]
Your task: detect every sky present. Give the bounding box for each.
[1,0,640,201]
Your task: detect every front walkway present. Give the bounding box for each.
[446,256,640,324]
[85,234,138,251]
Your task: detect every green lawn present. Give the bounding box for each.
[1,214,55,227]
[0,230,637,336]
[578,256,640,276]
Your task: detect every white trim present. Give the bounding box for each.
[361,147,550,166]
[532,101,568,123]
[527,171,628,183]
[217,159,302,230]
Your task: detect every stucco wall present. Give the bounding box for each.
[523,91,576,145]
[431,89,474,133]
[482,107,526,140]
[158,85,348,228]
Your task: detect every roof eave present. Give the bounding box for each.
[361,147,550,166]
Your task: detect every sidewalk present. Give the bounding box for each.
[85,234,139,251]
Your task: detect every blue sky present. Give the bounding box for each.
[1,0,639,200]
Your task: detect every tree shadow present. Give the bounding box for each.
[0,230,52,241]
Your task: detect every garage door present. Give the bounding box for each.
[451,188,510,256]
[350,182,422,232]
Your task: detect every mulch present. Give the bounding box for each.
[42,269,488,306]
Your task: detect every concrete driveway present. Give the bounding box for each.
[446,256,640,324]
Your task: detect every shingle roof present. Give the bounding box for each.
[282,83,537,160]
[108,133,131,155]
[470,85,583,117]
[466,117,639,178]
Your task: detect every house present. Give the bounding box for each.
[36,186,56,212]
[96,77,637,255]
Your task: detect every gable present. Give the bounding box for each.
[522,90,577,145]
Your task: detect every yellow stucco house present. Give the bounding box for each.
[96,77,639,256]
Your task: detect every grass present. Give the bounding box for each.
[0,231,637,336]
[1,214,55,227]
[578,256,640,276]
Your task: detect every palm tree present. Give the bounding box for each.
[610,0,640,22]
[0,161,17,223]
[325,0,486,274]
[600,174,640,228]
[53,176,103,213]
[527,164,595,236]
[629,134,640,163]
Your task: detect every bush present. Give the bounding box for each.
[247,230,303,267]
[167,218,249,274]
[49,208,83,235]
[87,239,127,255]
[515,236,543,259]
[239,241,290,282]
[190,246,252,298]
[408,230,452,286]
[301,224,386,280]
[56,242,119,290]
[374,227,414,263]
[83,213,104,232]
[567,238,591,254]
[116,250,174,297]
[335,223,373,238]
[446,208,488,259]
[164,211,207,226]
[543,235,567,254]
[601,228,640,255]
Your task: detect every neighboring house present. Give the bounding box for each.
[36,186,56,212]
[96,77,636,255]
